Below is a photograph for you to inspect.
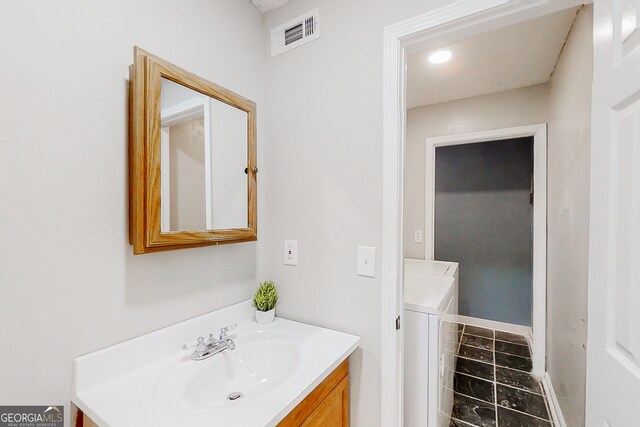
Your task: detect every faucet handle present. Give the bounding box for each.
[196,336,206,353]
[206,333,218,345]
[219,323,237,339]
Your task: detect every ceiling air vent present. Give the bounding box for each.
[270,8,320,57]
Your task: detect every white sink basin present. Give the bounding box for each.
[72,300,360,427]
[154,328,313,411]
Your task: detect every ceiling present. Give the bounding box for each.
[406,7,579,109]
[251,0,289,13]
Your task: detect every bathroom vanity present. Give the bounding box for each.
[72,301,360,426]
[403,258,459,427]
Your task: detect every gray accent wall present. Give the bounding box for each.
[434,138,534,326]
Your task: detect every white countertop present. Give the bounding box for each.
[72,300,360,427]
[404,259,458,315]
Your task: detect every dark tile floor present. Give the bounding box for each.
[450,324,555,427]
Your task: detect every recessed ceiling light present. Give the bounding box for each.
[428,50,452,64]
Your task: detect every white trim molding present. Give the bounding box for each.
[381,1,589,425]
[542,373,568,427]
[452,314,532,337]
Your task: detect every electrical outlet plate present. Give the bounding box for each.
[284,240,298,266]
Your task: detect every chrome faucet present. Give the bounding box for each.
[191,324,237,361]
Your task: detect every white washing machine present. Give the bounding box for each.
[403,258,459,427]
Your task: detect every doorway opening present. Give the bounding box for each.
[421,124,548,349]
[432,136,535,328]
[381,1,592,426]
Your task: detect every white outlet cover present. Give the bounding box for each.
[414,230,423,243]
[357,246,376,278]
[284,240,298,266]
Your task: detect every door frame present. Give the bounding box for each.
[381,1,589,425]
[160,97,213,231]
[424,124,547,377]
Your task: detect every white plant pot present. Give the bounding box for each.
[255,308,275,325]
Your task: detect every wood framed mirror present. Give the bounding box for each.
[129,47,257,254]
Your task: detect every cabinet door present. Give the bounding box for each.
[301,376,349,427]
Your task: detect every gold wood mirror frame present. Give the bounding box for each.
[129,47,257,254]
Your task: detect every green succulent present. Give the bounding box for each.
[253,280,279,312]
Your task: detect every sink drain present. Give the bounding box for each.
[227,392,243,401]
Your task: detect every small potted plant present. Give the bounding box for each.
[253,280,279,325]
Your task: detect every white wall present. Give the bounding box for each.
[405,84,549,259]
[0,1,265,424]
[546,5,592,426]
[261,1,454,426]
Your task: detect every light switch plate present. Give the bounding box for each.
[284,240,298,266]
[357,246,376,277]
[413,230,423,243]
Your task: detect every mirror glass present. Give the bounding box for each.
[160,78,248,232]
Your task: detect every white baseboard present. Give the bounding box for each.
[542,372,567,427]
[451,314,532,337]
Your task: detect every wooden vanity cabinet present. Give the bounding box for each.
[72,404,98,427]
[300,376,349,426]
[75,359,350,427]
[278,359,349,427]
